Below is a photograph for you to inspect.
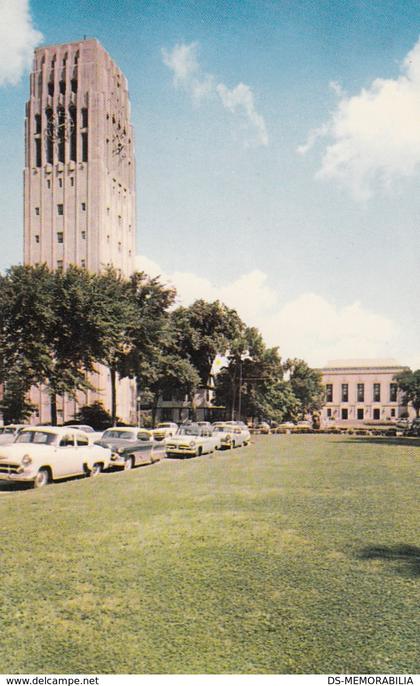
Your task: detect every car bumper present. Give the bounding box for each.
[166,447,197,457]
[0,466,36,482]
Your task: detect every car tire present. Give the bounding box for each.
[90,462,102,477]
[124,456,134,470]
[33,468,50,489]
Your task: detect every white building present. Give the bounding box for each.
[320,359,413,426]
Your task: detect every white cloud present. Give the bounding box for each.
[162,41,268,147]
[299,37,420,198]
[0,0,42,87]
[216,83,269,147]
[136,254,408,368]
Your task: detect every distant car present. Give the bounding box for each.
[212,423,250,449]
[407,418,420,436]
[96,427,160,469]
[166,423,218,458]
[0,426,112,488]
[0,425,27,446]
[396,418,411,431]
[152,422,178,441]
[256,422,271,434]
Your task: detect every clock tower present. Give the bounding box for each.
[24,38,136,275]
[23,39,137,423]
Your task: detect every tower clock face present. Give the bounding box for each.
[46,112,74,141]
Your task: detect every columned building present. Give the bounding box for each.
[319,359,413,426]
[24,39,137,423]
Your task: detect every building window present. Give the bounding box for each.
[57,107,65,162]
[57,260,63,269]
[390,383,398,402]
[81,132,88,161]
[69,106,77,161]
[71,78,78,93]
[35,235,39,243]
[357,408,364,420]
[47,179,51,189]
[373,383,381,402]
[34,137,41,167]
[59,80,66,95]
[81,231,86,239]
[58,178,63,187]
[48,82,54,96]
[57,232,63,243]
[81,259,86,268]
[35,207,40,215]
[357,383,364,402]
[341,408,348,420]
[70,177,74,186]
[81,108,88,128]
[81,202,86,211]
[327,408,332,418]
[35,114,41,134]
[391,408,396,417]
[325,384,333,402]
[341,384,348,402]
[57,204,64,215]
[373,408,380,420]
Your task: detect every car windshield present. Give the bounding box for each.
[178,426,200,436]
[102,430,136,440]
[157,424,172,428]
[213,426,228,433]
[15,431,57,445]
[67,425,93,432]
[4,427,17,434]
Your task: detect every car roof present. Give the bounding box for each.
[20,426,85,435]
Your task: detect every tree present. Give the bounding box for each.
[215,327,300,423]
[73,402,113,430]
[284,358,324,419]
[170,300,245,418]
[396,369,420,417]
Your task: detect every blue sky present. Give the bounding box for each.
[1,0,419,367]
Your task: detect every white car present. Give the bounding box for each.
[0,426,112,488]
[65,424,104,442]
[212,424,250,449]
[152,422,178,441]
[166,423,218,458]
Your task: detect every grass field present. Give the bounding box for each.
[0,435,418,674]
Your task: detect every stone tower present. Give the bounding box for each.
[24,39,137,423]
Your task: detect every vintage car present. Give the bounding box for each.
[212,423,250,449]
[166,423,218,458]
[95,427,160,469]
[152,422,178,442]
[0,426,112,488]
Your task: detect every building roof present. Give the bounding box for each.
[323,358,405,369]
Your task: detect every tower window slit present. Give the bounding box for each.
[35,138,41,167]
[82,131,88,162]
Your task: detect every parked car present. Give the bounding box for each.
[407,418,420,436]
[256,422,271,434]
[65,424,104,441]
[0,425,27,446]
[0,426,112,488]
[152,422,178,441]
[95,427,160,469]
[212,423,250,449]
[166,423,218,458]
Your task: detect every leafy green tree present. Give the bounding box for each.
[215,327,300,423]
[284,358,324,420]
[170,300,245,418]
[0,371,35,424]
[396,369,420,417]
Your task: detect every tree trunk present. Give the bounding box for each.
[50,394,57,426]
[190,391,197,421]
[110,367,117,425]
[151,392,159,428]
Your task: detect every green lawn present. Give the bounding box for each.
[0,435,418,674]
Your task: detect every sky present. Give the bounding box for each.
[0,0,419,368]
